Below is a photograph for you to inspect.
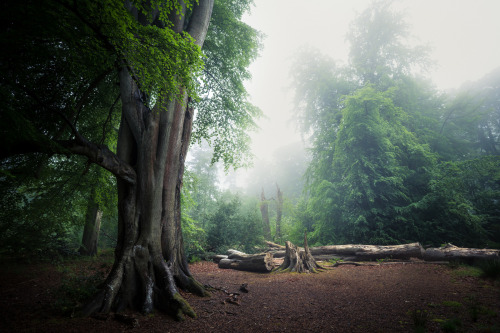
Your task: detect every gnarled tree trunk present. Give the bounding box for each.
[80,0,214,320]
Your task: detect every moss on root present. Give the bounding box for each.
[187,277,210,297]
[171,292,196,321]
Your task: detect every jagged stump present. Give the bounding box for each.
[274,233,324,273]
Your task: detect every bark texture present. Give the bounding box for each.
[218,252,274,272]
[268,242,425,261]
[80,1,214,319]
[274,233,323,273]
[423,243,500,264]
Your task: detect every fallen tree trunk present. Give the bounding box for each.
[227,249,248,258]
[423,244,500,264]
[211,255,228,263]
[268,242,425,261]
[218,252,274,272]
[265,241,285,251]
[332,261,450,267]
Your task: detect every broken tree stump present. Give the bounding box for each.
[274,232,324,273]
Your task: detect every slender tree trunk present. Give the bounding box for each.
[275,183,283,241]
[260,188,271,240]
[79,188,102,256]
[81,0,214,319]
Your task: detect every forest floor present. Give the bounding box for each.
[0,252,499,333]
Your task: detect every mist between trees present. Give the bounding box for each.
[0,0,498,317]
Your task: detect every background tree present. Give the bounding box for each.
[260,188,272,240]
[275,183,283,241]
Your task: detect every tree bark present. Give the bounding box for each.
[260,188,271,240]
[266,242,500,265]
[423,243,500,264]
[218,252,274,272]
[268,242,425,261]
[80,0,214,319]
[275,183,283,241]
[274,233,323,273]
[79,188,102,256]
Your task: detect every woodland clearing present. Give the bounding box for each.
[1,253,499,332]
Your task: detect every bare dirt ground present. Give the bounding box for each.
[1,256,499,332]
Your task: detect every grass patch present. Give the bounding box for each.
[328,257,343,265]
[442,300,463,308]
[450,265,482,278]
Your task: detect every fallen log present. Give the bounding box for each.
[423,243,500,264]
[218,252,274,272]
[265,241,285,250]
[332,261,450,267]
[227,249,247,258]
[211,255,228,263]
[268,242,424,261]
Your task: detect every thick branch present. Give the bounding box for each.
[58,139,136,184]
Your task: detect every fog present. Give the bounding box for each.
[217,0,500,191]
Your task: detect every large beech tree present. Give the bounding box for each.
[0,0,259,318]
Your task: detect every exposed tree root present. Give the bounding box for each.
[77,245,206,321]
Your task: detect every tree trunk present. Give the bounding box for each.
[218,252,274,272]
[275,183,283,241]
[423,243,500,264]
[268,242,425,261]
[260,188,271,240]
[274,233,323,273]
[79,189,102,256]
[80,1,214,319]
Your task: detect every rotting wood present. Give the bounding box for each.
[227,249,247,259]
[268,242,425,261]
[218,252,274,272]
[273,232,324,273]
[423,243,500,264]
[331,261,450,267]
[217,242,500,273]
[211,255,228,263]
[265,241,285,250]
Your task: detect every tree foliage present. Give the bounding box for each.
[291,1,499,247]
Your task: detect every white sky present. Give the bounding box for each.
[241,0,500,162]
